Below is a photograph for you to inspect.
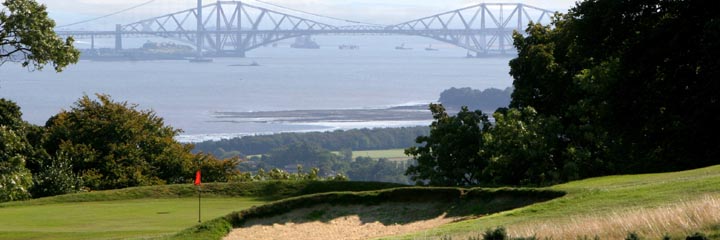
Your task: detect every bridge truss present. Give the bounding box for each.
[58,1,555,57]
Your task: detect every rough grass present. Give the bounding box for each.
[388,165,720,240]
[509,195,720,239]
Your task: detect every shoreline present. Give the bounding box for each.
[176,104,433,143]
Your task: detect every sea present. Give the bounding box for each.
[0,35,514,142]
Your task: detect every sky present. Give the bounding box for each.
[34,0,578,29]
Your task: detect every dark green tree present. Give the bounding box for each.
[405,104,490,186]
[41,94,224,190]
[509,0,720,175]
[0,99,43,202]
[1,0,79,71]
[482,107,564,185]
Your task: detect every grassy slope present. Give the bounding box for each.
[387,165,720,239]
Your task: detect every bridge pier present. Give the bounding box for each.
[114,24,123,50]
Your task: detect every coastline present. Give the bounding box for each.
[176,104,433,143]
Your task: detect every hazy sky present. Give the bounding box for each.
[34,0,578,29]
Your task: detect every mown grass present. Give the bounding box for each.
[388,165,720,240]
[0,197,264,240]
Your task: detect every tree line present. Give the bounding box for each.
[438,87,512,112]
[193,126,429,157]
[241,142,412,184]
[406,0,720,186]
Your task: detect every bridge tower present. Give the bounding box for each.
[196,0,204,57]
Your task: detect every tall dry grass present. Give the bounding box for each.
[504,195,720,239]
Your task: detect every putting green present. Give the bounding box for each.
[0,197,265,240]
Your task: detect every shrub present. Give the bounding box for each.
[483,227,508,240]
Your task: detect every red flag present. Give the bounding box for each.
[194,170,201,186]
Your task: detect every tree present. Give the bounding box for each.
[482,107,564,185]
[509,0,720,175]
[0,125,32,202]
[0,99,40,202]
[1,0,79,71]
[405,104,490,186]
[42,94,202,190]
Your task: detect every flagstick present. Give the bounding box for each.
[198,185,201,223]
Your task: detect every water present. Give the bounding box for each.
[0,36,513,142]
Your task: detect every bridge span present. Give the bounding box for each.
[57,1,555,57]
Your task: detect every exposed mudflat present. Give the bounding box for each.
[223,202,466,240]
[212,105,431,124]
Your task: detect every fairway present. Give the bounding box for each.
[0,197,265,240]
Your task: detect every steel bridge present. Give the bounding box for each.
[56,1,555,57]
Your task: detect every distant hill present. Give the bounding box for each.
[438,87,512,112]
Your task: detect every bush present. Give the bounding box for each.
[686,232,708,240]
[483,227,508,240]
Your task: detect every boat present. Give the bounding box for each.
[395,43,412,50]
[290,36,320,49]
[425,44,438,51]
[189,57,213,63]
[338,44,359,50]
[228,61,260,67]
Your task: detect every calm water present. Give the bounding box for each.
[0,36,514,142]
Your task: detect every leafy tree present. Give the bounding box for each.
[405,104,490,186]
[41,94,215,190]
[196,152,241,183]
[509,0,720,175]
[0,126,33,202]
[30,150,81,198]
[0,99,41,202]
[0,0,79,71]
[482,107,564,185]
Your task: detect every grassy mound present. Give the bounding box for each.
[393,165,720,239]
[0,180,404,208]
[170,187,564,240]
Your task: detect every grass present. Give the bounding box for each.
[388,165,720,240]
[0,181,401,240]
[0,197,264,240]
[351,148,410,161]
[171,187,564,240]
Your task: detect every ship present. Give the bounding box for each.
[290,36,320,49]
[395,43,412,50]
[425,44,438,51]
[338,44,359,50]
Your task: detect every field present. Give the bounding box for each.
[0,197,264,240]
[351,149,410,161]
